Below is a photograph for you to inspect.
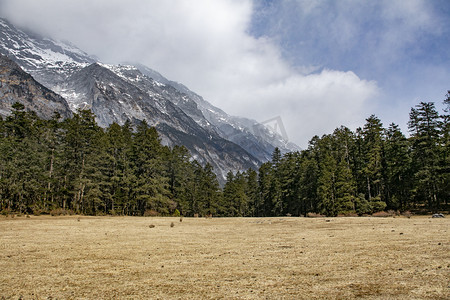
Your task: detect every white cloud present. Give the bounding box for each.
[232,69,379,146]
[0,0,380,147]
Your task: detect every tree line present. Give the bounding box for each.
[223,95,449,217]
[0,93,448,217]
[0,103,221,216]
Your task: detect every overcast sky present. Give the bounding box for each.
[1,0,449,147]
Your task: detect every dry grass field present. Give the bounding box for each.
[0,215,448,299]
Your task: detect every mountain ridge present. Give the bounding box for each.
[0,17,300,180]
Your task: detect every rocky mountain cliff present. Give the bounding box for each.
[0,54,72,119]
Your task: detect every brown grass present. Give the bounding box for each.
[0,216,448,299]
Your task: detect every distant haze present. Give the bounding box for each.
[1,0,448,147]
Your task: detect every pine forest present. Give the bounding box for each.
[0,92,449,217]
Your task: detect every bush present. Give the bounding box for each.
[50,208,74,216]
[32,207,46,216]
[341,200,355,212]
[370,201,387,213]
[307,212,325,218]
[356,197,372,215]
[144,209,159,217]
[387,210,400,217]
[372,211,392,217]
[173,209,180,217]
[337,211,359,217]
[1,208,11,216]
[402,211,412,218]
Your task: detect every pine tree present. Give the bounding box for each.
[244,168,259,217]
[201,163,221,216]
[270,148,283,216]
[318,151,337,217]
[258,162,273,216]
[61,109,103,213]
[384,123,412,210]
[440,92,450,207]
[334,158,356,212]
[279,152,301,216]
[167,145,194,215]
[361,115,386,209]
[298,152,318,216]
[332,127,357,213]
[132,120,170,215]
[223,171,237,216]
[408,102,443,210]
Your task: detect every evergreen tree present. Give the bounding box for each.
[384,123,412,209]
[270,148,283,216]
[258,162,273,216]
[131,120,170,215]
[279,152,301,216]
[298,152,318,216]
[244,168,259,217]
[223,171,237,216]
[61,109,103,213]
[201,163,221,216]
[408,102,442,210]
[167,145,194,215]
[440,92,450,207]
[361,115,386,209]
[332,127,357,213]
[317,150,338,217]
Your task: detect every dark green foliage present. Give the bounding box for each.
[383,123,412,210]
[227,96,448,217]
[1,93,448,216]
[0,104,222,216]
[408,102,443,211]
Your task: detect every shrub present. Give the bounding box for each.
[338,211,359,217]
[372,211,392,217]
[144,210,159,217]
[173,209,180,217]
[50,209,62,216]
[50,208,74,216]
[341,200,355,212]
[370,201,387,213]
[307,212,325,218]
[402,211,412,218]
[387,210,399,216]
[32,209,42,216]
[1,208,11,216]
[355,195,372,215]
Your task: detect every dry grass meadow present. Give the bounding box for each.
[0,215,449,299]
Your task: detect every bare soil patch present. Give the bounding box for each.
[0,216,448,299]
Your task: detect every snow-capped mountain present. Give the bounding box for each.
[135,66,301,162]
[0,17,300,180]
[0,18,95,88]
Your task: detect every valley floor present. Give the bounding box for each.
[0,216,449,299]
